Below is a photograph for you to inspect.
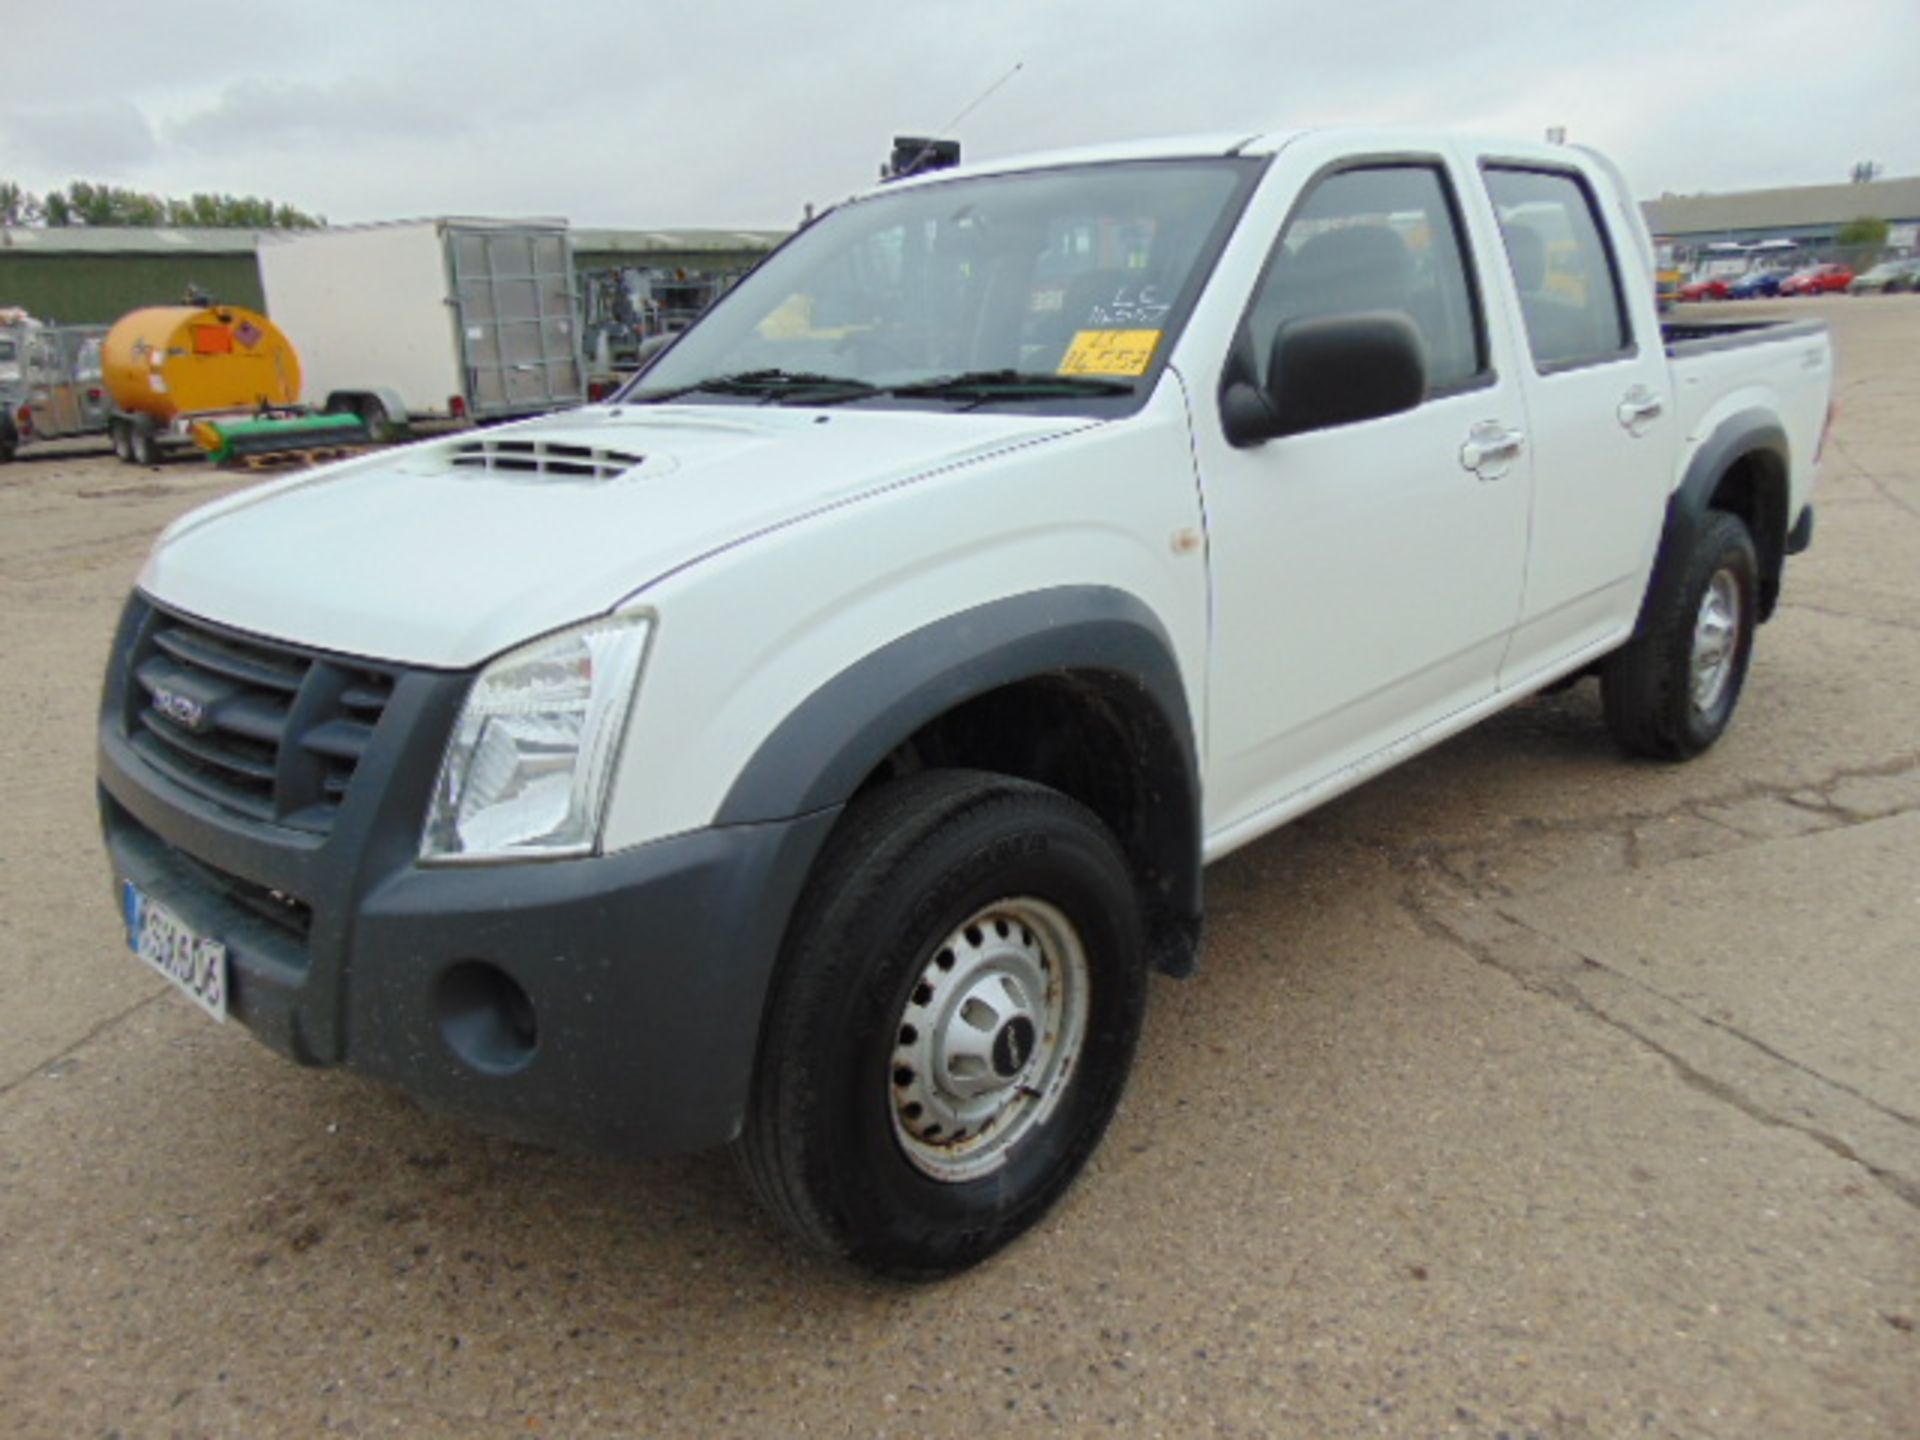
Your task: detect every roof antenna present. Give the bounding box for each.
[944,60,1024,133]
[884,62,1025,181]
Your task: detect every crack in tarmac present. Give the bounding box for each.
[1780,598,1920,634]
[1391,875,1920,1213]
[1374,758,1920,1213]
[1414,751,1920,900]
[0,988,166,1101]
[1489,896,1920,1132]
[1829,434,1920,521]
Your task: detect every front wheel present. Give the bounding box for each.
[735,769,1149,1278]
[1601,509,1758,760]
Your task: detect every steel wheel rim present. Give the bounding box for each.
[1692,568,1741,713]
[889,897,1089,1183]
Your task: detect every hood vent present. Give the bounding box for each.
[448,438,644,481]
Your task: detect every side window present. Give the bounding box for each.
[1245,164,1487,397]
[1483,166,1632,372]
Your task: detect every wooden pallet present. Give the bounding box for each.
[225,443,369,472]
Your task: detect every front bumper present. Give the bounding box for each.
[98,597,838,1156]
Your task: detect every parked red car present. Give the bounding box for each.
[1780,263,1854,296]
[1679,275,1732,301]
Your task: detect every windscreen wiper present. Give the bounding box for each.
[884,370,1138,401]
[634,369,882,404]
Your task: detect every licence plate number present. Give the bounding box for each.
[124,881,227,1022]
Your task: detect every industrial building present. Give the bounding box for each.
[12,171,1918,325]
[0,226,264,324]
[1643,174,1920,262]
[0,223,785,326]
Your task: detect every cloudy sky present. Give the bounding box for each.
[6,0,1918,229]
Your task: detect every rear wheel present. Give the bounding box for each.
[129,415,160,467]
[735,769,1149,1278]
[109,418,131,462]
[1602,509,1758,760]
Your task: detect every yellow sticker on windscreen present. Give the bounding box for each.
[1059,329,1161,377]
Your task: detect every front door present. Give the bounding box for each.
[1193,154,1534,842]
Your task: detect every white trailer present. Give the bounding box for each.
[257,218,587,436]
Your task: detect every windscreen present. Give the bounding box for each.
[628,159,1256,411]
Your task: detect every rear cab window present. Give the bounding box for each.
[1482,166,1635,373]
[1239,161,1491,400]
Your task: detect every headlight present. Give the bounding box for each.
[421,612,652,863]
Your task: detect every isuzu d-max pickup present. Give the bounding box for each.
[99,129,1832,1276]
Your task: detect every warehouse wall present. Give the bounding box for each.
[1,246,769,328]
[0,254,265,325]
[571,248,772,274]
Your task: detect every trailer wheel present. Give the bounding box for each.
[108,418,131,462]
[129,415,160,467]
[356,396,398,445]
[326,393,403,446]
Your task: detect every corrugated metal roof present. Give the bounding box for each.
[572,228,786,252]
[1,224,787,256]
[0,226,262,254]
[1643,176,1920,237]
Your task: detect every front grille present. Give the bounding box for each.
[124,603,397,833]
[448,437,644,481]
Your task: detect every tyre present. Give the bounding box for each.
[357,396,400,445]
[736,769,1149,1278]
[0,420,15,464]
[1601,509,1758,760]
[130,416,160,467]
[109,418,131,462]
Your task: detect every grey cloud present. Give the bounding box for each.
[12,0,1915,230]
[166,76,474,153]
[0,99,162,178]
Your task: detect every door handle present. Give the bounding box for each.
[1460,422,1525,478]
[1617,386,1664,433]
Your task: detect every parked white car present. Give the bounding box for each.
[100,128,1832,1276]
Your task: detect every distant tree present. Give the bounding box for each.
[58,181,169,226]
[0,179,322,229]
[1838,216,1890,253]
[160,192,322,228]
[0,181,40,226]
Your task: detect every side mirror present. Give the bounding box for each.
[1220,311,1428,447]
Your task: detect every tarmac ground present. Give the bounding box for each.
[1,296,1915,1437]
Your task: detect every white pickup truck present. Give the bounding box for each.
[98,128,1831,1277]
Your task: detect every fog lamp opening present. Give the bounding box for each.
[434,961,539,1074]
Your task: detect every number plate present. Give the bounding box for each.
[124,881,227,1022]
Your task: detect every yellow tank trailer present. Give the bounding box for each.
[100,305,361,466]
[103,305,301,421]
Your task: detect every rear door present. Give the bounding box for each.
[448,226,587,419]
[1472,159,1678,681]
[1192,145,1534,839]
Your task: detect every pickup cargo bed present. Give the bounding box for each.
[1662,317,1827,357]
